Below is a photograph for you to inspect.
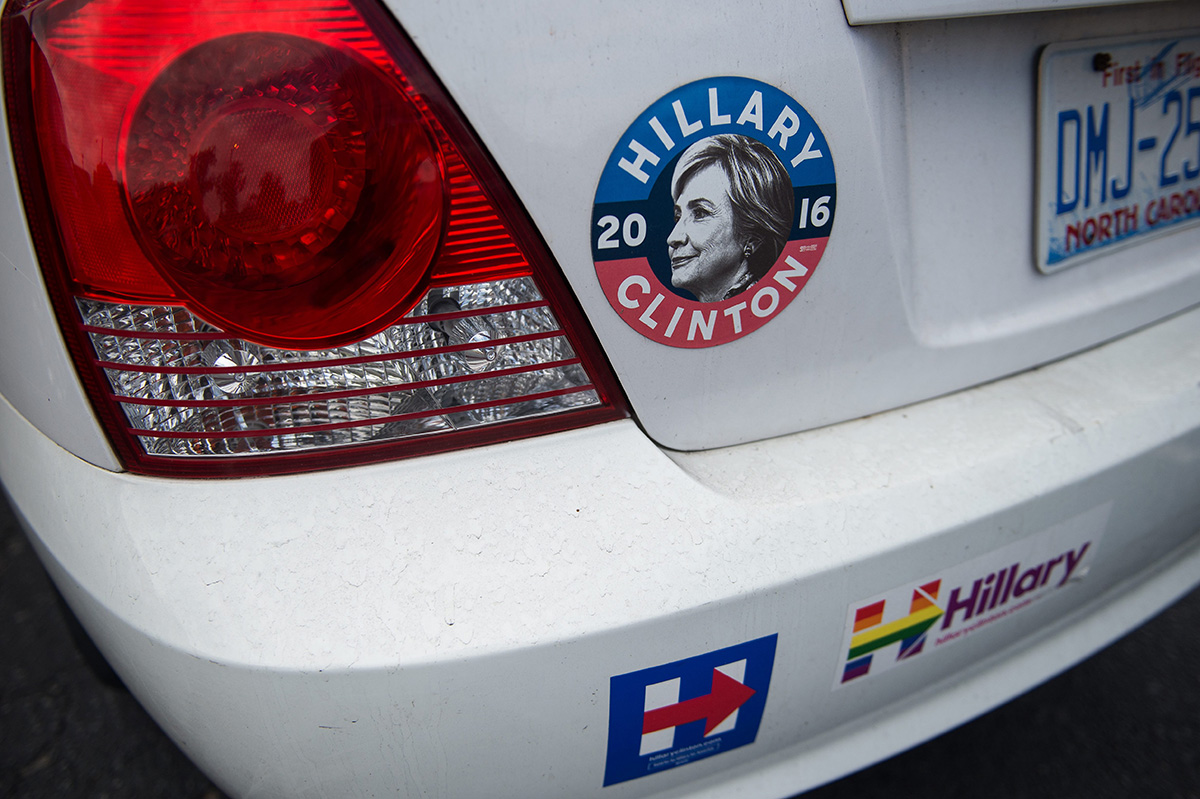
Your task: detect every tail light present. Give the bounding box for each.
[3,0,626,476]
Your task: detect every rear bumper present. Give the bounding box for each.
[4,303,1200,799]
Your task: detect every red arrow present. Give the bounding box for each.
[642,669,756,736]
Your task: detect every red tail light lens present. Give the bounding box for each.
[121,30,444,346]
[4,0,627,476]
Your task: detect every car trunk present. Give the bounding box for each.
[295,1,1200,450]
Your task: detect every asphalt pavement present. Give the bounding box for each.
[2,488,1197,798]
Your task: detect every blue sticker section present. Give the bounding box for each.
[595,77,834,204]
[603,634,778,787]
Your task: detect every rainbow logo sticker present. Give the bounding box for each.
[834,504,1111,688]
[841,581,943,683]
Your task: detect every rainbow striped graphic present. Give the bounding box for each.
[841,581,943,683]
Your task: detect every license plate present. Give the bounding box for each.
[1036,33,1200,273]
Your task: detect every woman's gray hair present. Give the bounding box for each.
[671,133,794,282]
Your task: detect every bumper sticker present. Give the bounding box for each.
[835,504,1111,688]
[603,634,778,786]
[592,77,835,347]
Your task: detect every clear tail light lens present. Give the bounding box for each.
[3,0,626,476]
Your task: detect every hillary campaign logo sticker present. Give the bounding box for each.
[603,634,777,786]
[592,77,835,347]
[835,504,1110,687]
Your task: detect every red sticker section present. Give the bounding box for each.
[596,238,826,348]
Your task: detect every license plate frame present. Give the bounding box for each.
[1036,32,1200,273]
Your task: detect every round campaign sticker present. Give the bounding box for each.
[592,77,836,348]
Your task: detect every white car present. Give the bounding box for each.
[2,0,1199,797]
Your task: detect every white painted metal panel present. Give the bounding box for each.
[392,0,1200,453]
[5,301,1200,797]
[0,93,120,470]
